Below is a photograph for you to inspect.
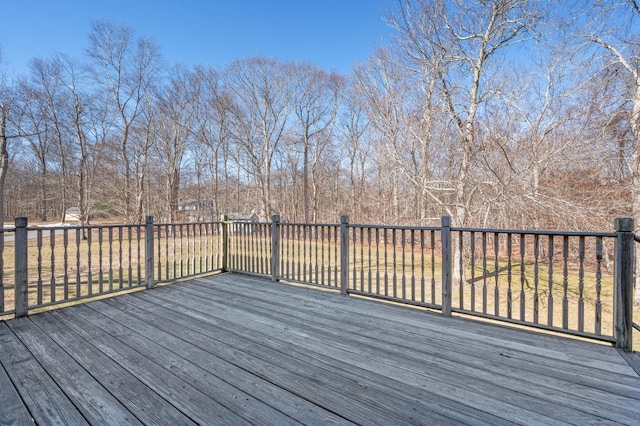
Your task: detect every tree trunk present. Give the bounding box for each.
[630,82,640,302]
[0,105,7,227]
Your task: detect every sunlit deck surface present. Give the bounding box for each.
[1,273,639,425]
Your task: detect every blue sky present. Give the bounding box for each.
[0,0,394,77]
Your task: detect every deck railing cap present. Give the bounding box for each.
[615,218,634,232]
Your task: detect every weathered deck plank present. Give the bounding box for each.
[0,328,34,426]
[0,322,89,426]
[27,313,197,426]
[175,279,640,420]
[0,272,638,425]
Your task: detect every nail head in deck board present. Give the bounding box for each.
[0,322,89,425]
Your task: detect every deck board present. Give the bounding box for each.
[1,272,639,425]
[175,280,640,418]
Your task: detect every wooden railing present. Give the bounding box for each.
[1,215,637,351]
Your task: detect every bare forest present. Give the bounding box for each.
[0,0,638,234]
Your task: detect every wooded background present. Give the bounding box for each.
[0,0,638,233]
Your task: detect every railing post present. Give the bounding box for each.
[441,216,452,316]
[145,216,155,289]
[221,214,228,272]
[614,217,634,351]
[14,218,29,317]
[340,215,349,296]
[271,214,280,282]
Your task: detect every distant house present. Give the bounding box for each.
[64,207,80,222]
[225,212,258,222]
[177,200,214,222]
[225,212,258,233]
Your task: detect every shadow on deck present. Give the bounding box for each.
[1,273,639,425]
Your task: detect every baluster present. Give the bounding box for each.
[375,228,381,295]
[410,229,415,301]
[352,227,357,289]
[75,229,81,298]
[327,226,335,287]
[360,227,365,291]
[37,231,43,305]
[50,229,56,303]
[507,233,512,319]
[286,225,291,279]
[163,225,169,280]
[87,229,93,295]
[401,229,407,300]
[263,224,268,275]
[118,227,123,286]
[315,226,319,284]
[430,230,435,305]
[548,236,554,327]
[367,228,372,293]
[533,234,539,324]
[392,229,397,298]
[470,232,476,312]
[137,225,142,285]
[180,224,185,277]
[494,232,499,317]
[128,227,133,286]
[595,236,603,335]
[520,234,526,322]
[198,223,203,273]
[333,226,340,287]
[98,228,105,293]
[203,223,209,272]
[578,236,585,332]
[63,230,69,300]
[482,232,487,314]
[562,235,569,329]
[303,225,308,281]
[420,230,426,303]
[458,231,464,309]
[172,225,177,280]
[384,229,389,297]
[297,225,302,281]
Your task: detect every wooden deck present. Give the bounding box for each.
[1,274,639,425]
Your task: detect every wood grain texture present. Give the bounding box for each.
[0,322,88,425]
[1,272,639,425]
[0,344,33,426]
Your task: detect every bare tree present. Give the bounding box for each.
[225,57,295,220]
[190,66,235,218]
[390,0,543,226]
[580,0,640,300]
[292,62,344,222]
[154,66,195,222]
[86,21,160,222]
[13,73,55,221]
[339,83,370,221]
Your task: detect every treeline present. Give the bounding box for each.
[0,0,638,232]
